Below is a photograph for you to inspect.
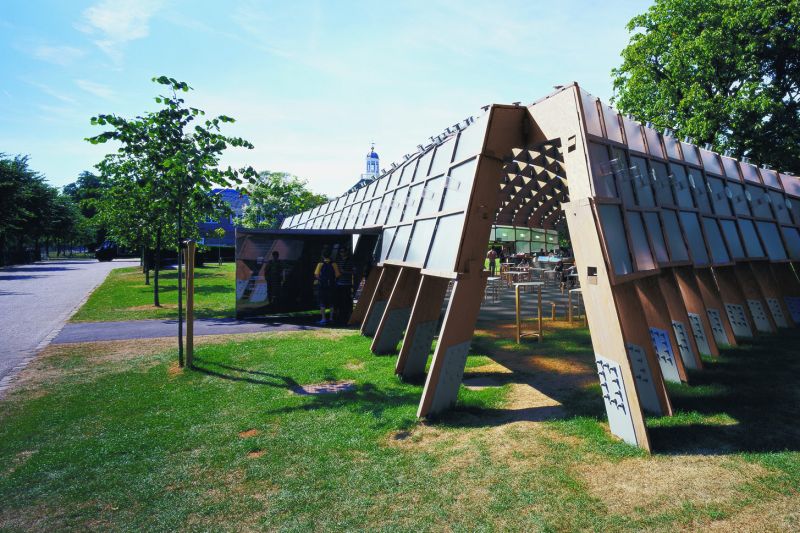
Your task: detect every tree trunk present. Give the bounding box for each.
[154,229,161,307]
[218,246,221,266]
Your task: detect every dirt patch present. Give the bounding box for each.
[291,380,356,395]
[700,491,800,532]
[238,429,259,438]
[247,449,265,459]
[167,361,183,378]
[3,449,37,475]
[579,455,770,517]
[344,361,365,371]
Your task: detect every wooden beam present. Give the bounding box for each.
[396,275,451,379]
[371,267,421,354]
[349,266,382,327]
[360,265,400,337]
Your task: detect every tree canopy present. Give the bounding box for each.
[237,171,327,229]
[612,0,800,173]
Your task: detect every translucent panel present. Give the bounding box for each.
[746,185,772,219]
[669,164,694,208]
[701,217,731,264]
[720,157,739,179]
[661,210,690,262]
[495,225,514,242]
[418,175,445,216]
[405,218,436,264]
[622,117,646,153]
[755,221,787,261]
[375,175,389,194]
[769,191,792,223]
[644,127,665,159]
[740,162,761,183]
[699,149,722,175]
[387,224,411,261]
[425,213,466,272]
[441,158,477,212]
[365,181,377,200]
[779,173,800,197]
[386,186,409,226]
[322,214,331,229]
[689,170,712,213]
[383,170,396,191]
[346,204,362,229]
[355,186,366,202]
[679,211,710,265]
[630,156,656,207]
[680,142,700,165]
[402,183,424,222]
[760,168,780,189]
[626,211,656,271]
[362,199,378,226]
[643,211,670,263]
[488,227,496,241]
[375,193,393,225]
[663,135,681,159]
[429,138,455,178]
[738,219,765,258]
[587,142,619,198]
[344,192,356,206]
[601,105,624,143]
[329,210,342,229]
[379,227,396,262]
[610,147,636,206]
[339,206,352,229]
[727,182,751,217]
[707,177,732,216]
[453,118,487,163]
[413,149,435,182]
[720,219,745,259]
[651,161,675,206]
[516,241,531,253]
[597,204,634,276]
[515,227,530,240]
[781,226,800,260]
[580,91,603,137]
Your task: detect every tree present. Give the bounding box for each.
[211,226,227,265]
[611,0,800,173]
[238,171,327,229]
[88,76,257,366]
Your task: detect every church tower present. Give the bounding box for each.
[365,143,380,179]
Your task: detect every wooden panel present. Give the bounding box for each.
[360,265,400,337]
[694,268,738,346]
[635,276,689,382]
[672,266,720,356]
[656,271,704,370]
[349,266,382,327]
[371,267,421,354]
[732,263,777,333]
[396,275,450,379]
[714,266,755,340]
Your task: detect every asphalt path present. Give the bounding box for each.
[0,258,137,388]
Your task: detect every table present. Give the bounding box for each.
[515,281,544,343]
[485,276,501,302]
[529,267,545,281]
[506,270,530,284]
[568,288,585,324]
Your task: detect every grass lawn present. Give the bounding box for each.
[71,263,235,322]
[0,326,798,531]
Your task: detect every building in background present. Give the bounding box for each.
[199,188,249,249]
[345,144,380,194]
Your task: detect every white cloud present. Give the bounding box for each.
[25,79,77,104]
[77,0,164,61]
[32,44,86,66]
[75,79,114,100]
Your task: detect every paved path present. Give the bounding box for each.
[54,318,318,344]
[0,259,138,388]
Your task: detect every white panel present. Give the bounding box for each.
[706,308,730,346]
[746,299,772,333]
[671,321,698,369]
[766,298,788,328]
[724,303,753,339]
[595,354,637,446]
[626,344,662,414]
[649,327,681,383]
[785,297,800,323]
[687,312,712,356]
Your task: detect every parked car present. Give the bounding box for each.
[95,241,117,262]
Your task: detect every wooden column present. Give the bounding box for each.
[396,275,450,380]
[694,268,738,346]
[713,266,755,340]
[732,263,777,332]
[672,266,720,356]
[656,271,704,370]
[371,267,421,354]
[360,265,400,337]
[348,266,382,327]
[757,262,800,326]
[634,276,689,382]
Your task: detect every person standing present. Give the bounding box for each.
[315,250,341,325]
[334,246,355,325]
[487,248,497,276]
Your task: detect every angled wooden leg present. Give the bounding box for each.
[634,276,689,383]
[656,271,703,370]
[360,266,400,337]
[349,266,381,327]
[396,275,450,380]
[713,266,755,340]
[371,267,421,354]
[732,263,777,333]
[417,272,486,418]
[770,262,800,323]
[695,268,738,347]
[672,266,720,357]
[751,262,795,327]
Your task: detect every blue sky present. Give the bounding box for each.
[1,0,651,197]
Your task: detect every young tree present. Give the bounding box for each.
[88,76,257,366]
[612,0,800,172]
[238,171,327,229]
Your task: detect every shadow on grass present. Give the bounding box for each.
[192,356,303,389]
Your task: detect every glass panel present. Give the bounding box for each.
[760,168,780,188]
[701,217,731,264]
[781,226,800,260]
[756,221,787,261]
[365,181,377,200]
[622,116,646,153]
[644,127,665,159]
[769,191,792,224]
[387,224,411,261]
[663,134,681,159]
[746,185,772,219]
[740,162,761,183]
[441,158,477,212]
[721,157,740,179]
[627,211,656,271]
[386,187,409,226]
[651,161,675,206]
[452,118,487,162]
[779,173,800,196]
[515,227,530,241]
[588,142,618,198]
[403,183,424,222]
[643,212,670,263]
[669,164,694,208]
[601,105,623,143]
[425,213,466,272]
[580,91,603,136]
[362,199,378,226]
[707,177,732,216]
[418,175,445,216]
[597,204,633,276]
[514,241,530,253]
[738,219,765,258]
[322,214,331,229]
[679,211,710,266]
[355,186,366,203]
[413,148,435,182]
[611,147,636,206]
[728,182,750,217]
[630,156,656,207]
[380,227,396,262]
[488,226,496,241]
[720,219,745,259]
[661,210,690,262]
[375,193,393,225]
[429,138,455,178]
[405,218,436,264]
[699,149,722,175]
[680,142,700,165]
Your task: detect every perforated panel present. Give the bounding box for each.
[595,354,637,445]
[746,299,772,333]
[687,312,712,356]
[724,303,753,339]
[671,321,698,369]
[649,327,681,383]
[766,298,788,328]
[706,308,730,346]
[784,297,800,323]
[626,344,661,414]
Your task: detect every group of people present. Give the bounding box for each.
[486,246,578,291]
[315,246,356,326]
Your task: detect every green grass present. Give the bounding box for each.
[0,327,797,531]
[71,263,236,322]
